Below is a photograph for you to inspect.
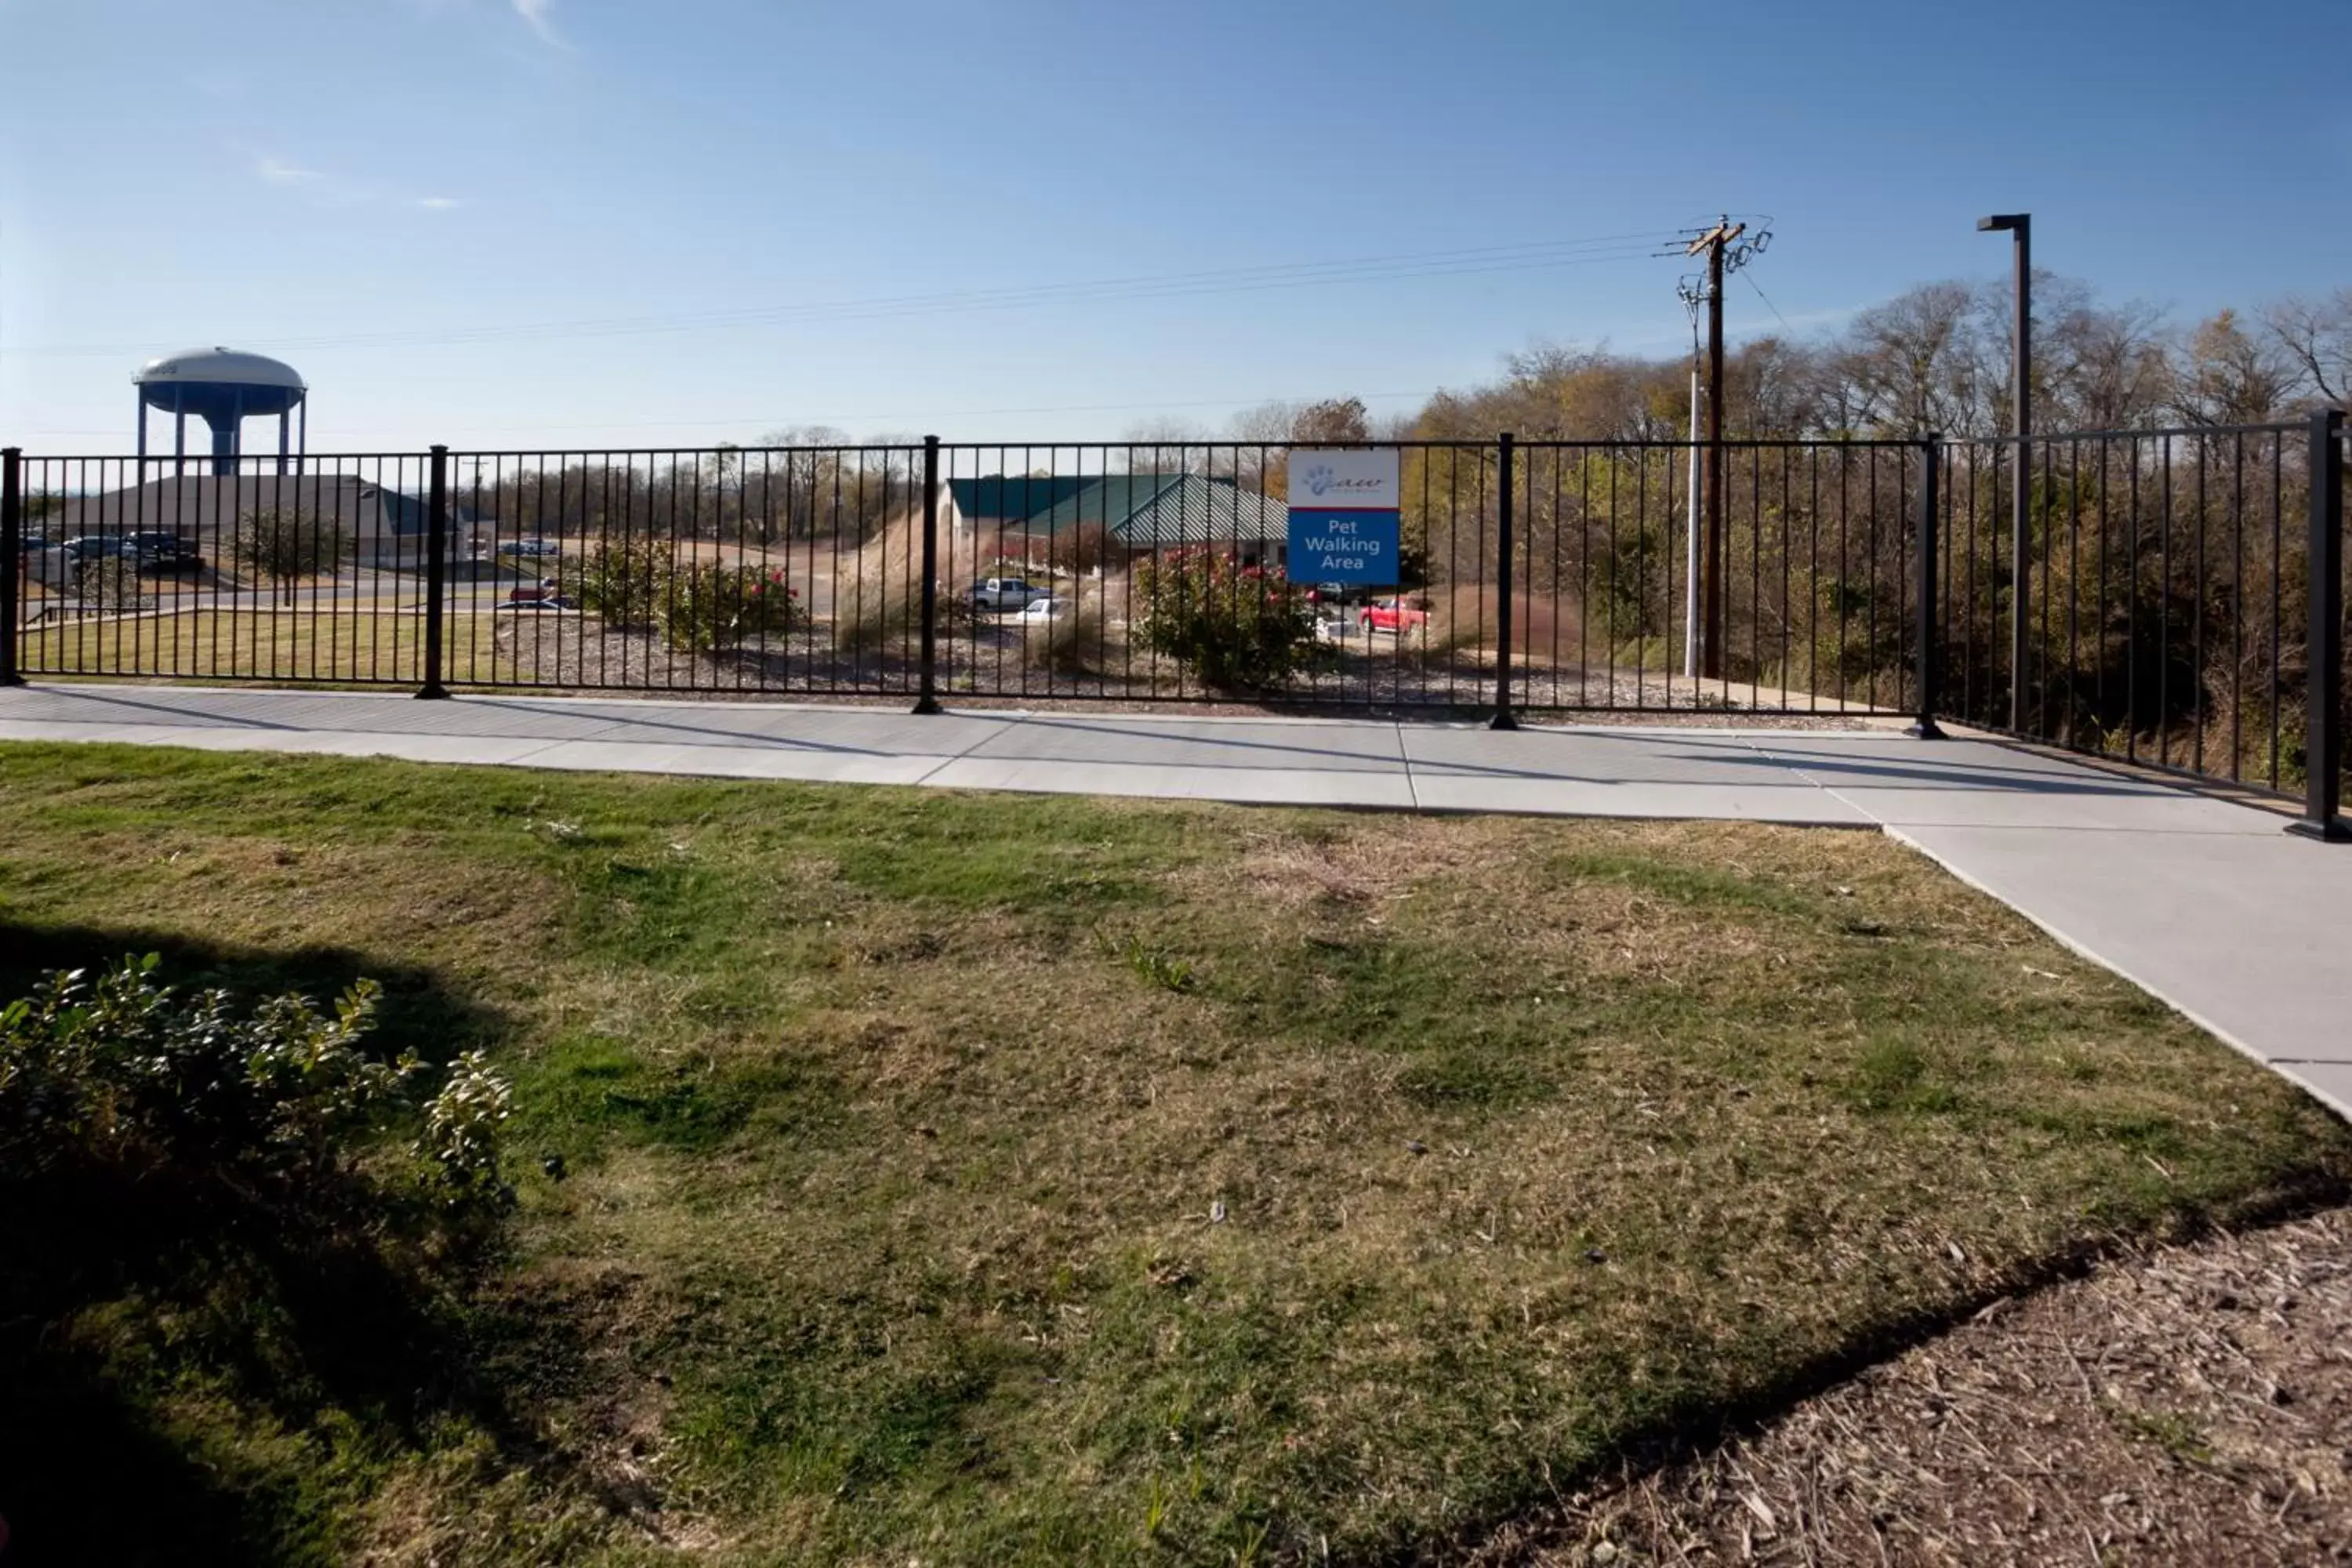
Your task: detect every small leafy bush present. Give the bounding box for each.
[575,537,668,630]
[0,954,508,1199]
[575,539,805,652]
[658,557,806,653]
[1131,549,1319,691]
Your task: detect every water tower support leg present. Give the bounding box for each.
[136,394,147,462]
[278,413,290,477]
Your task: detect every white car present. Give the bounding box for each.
[1018,595,1071,623]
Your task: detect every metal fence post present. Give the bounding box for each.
[0,448,23,688]
[418,445,451,700]
[913,434,942,715]
[2290,408,2346,840]
[1907,435,1947,739]
[1490,431,1518,730]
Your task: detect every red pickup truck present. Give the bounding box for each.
[1359,596,1431,633]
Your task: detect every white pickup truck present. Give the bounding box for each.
[970,576,1050,612]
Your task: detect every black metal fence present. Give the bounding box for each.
[1926,413,2346,829]
[0,453,442,689]
[2,424,2341,827]
[0,437,1932,716]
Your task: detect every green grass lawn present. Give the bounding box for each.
[20,607,476,686]
[0,742,2344,1566]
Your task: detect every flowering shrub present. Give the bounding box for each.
[656,559,805,653]
[575,540,804,652]
[1131,550,1319,690]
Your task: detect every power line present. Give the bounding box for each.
[8,230,1668,361]
[1742,270,1795,335]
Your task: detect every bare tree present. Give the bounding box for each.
[2263,290,2352,408]
[2172,310,2296,426]
[2038,283,2173,430]
[1120,416,1214,476]
[230,509,353,605]
[1830,281,1995,437]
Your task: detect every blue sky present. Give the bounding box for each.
[2,0,2346,451]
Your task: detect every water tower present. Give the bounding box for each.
[134,347,309,476]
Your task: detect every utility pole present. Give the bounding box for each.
[1665,217,1768,682]
[1701,223,1732,681]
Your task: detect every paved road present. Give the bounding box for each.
[0,682,2343,1120]
[28,559,855,619]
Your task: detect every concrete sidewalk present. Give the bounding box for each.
[1,682,2346,1119]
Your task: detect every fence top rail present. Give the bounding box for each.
[9,452,439,466]
[931,436,1931,451]
[14,437,1928,462]
[442,445,930,461]
[16,424,2332,466]
[2006,420,2312,444]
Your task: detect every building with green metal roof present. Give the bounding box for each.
[945,472,1287,564]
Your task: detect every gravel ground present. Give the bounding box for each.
[477,618,1886,726]
[1468,1208,2352,1566]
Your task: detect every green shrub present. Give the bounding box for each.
[576,540,806,652]
[575,537,669,631]
[1131,550,1319,691]
[0,954,507,1198]
[656,558,806,653]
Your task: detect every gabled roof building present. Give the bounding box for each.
[946,472,1287,560]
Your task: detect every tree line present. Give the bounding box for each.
[1123,279,2350,450]
[457,435,922,543]
[1421,279,2348,442]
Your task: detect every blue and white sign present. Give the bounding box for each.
[1287,509,1399,584]
[1288,447,1401,586]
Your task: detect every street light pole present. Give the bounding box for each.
[1979,212,2031,733]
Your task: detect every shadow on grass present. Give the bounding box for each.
[0,923,597,1567]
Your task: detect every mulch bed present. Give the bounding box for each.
[1469,1208,2352,1566]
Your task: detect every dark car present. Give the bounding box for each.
[125,532,204,573]
[60,534,129,565]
